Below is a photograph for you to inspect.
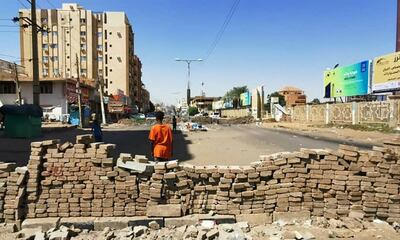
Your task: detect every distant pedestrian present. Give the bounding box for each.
[149,111,173,161]
[172,115,177,132]
[90,113,103,142]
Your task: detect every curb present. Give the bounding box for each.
[264,126,379,149]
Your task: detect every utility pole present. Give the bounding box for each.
[75,54,83,128]
[12,63,22,105]
[98,76,106,125]
[175,58,203,106]
[31,0,40,106]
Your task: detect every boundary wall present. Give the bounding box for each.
[1,134,400,226]
[290,100,400,127]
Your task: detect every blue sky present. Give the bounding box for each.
[0,0,397,104]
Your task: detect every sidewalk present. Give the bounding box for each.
[262,122,400,147]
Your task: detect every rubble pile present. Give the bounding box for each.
[1,216,400,240]
[0,135,399,227]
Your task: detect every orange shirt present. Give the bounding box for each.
[149,124,173,159]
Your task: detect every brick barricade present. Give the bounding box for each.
[1,134,400,224]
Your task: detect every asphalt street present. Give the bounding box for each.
[0,124,352,166]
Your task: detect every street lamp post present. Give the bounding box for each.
[175,58,202,106]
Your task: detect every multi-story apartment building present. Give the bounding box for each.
[132,55,142,108]
[19,3,138,107]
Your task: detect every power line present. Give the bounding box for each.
[16,0,28,9]
[44,0,56,8]
[204,0,240,61]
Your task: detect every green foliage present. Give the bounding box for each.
[265,92,286,113]
[188,107,199,116]
[223,86,248,102]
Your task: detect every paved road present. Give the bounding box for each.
[0,124,353,167]
[181,124,341,165]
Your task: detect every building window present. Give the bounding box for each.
[51,56,58,61]
[97,32,102,37]
[52,31,58,37]
[104,30,107,39]
[80,56,87,61]
[80,18,86,24]
[43,31,48,37]
[109,44,112,48]
[41,18,48,24]
[42,44,48,49]
[97,56,103,61]
[51,43,58,48]
[109,31,112,35]
[80,31,86,36]
[97,44,102,50]
[40,81,53,94]
[81,69,87,75]
[42,56,49,62]
[110,69,112,72]
[105,54,108,64]
[0,81,16,94]
[105,66,108,76]
[80,44,86,49]
[42,69,49,77]
[53,69,60,76]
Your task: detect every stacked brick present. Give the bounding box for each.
[26,140,56,218]
[3,167,27,224]
[1,135,400,224]
[0,162,16,222]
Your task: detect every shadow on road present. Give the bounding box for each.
[0,128,192,166]
[103,130,193,162]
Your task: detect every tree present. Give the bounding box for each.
[223,86,248,102]
[188,107,199,116]
[310,98,320,104]
[265,92,286,113]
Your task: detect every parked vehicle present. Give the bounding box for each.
[130,113,145,119]
[210,112,220,119]
[145,112,156,120]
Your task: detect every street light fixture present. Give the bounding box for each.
[175,58,203,106]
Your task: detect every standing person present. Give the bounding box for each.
[149,111,173,161]
[172,115,177,132]
[90,113,103,142]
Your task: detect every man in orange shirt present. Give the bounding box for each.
[149,111,173,161]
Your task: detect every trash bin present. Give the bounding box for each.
[0,104,43,138]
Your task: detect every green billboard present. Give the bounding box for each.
[240,92,251,106]
[324,61,370,98]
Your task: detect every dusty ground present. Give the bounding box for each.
[0,217,399,240]
[262,122,400,146]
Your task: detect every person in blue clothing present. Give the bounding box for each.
[90,113,103,142]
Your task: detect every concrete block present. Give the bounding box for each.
[164,215,200,228]
[59,217,95,230]
[21,217,60,232]
[94,217,130,231]
[147,204,182,217]
[127,216,164,228]
[273,211,310,223]
[198,214,236,224]
[236,213,272,226]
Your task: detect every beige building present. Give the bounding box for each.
[19,3,138,105]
